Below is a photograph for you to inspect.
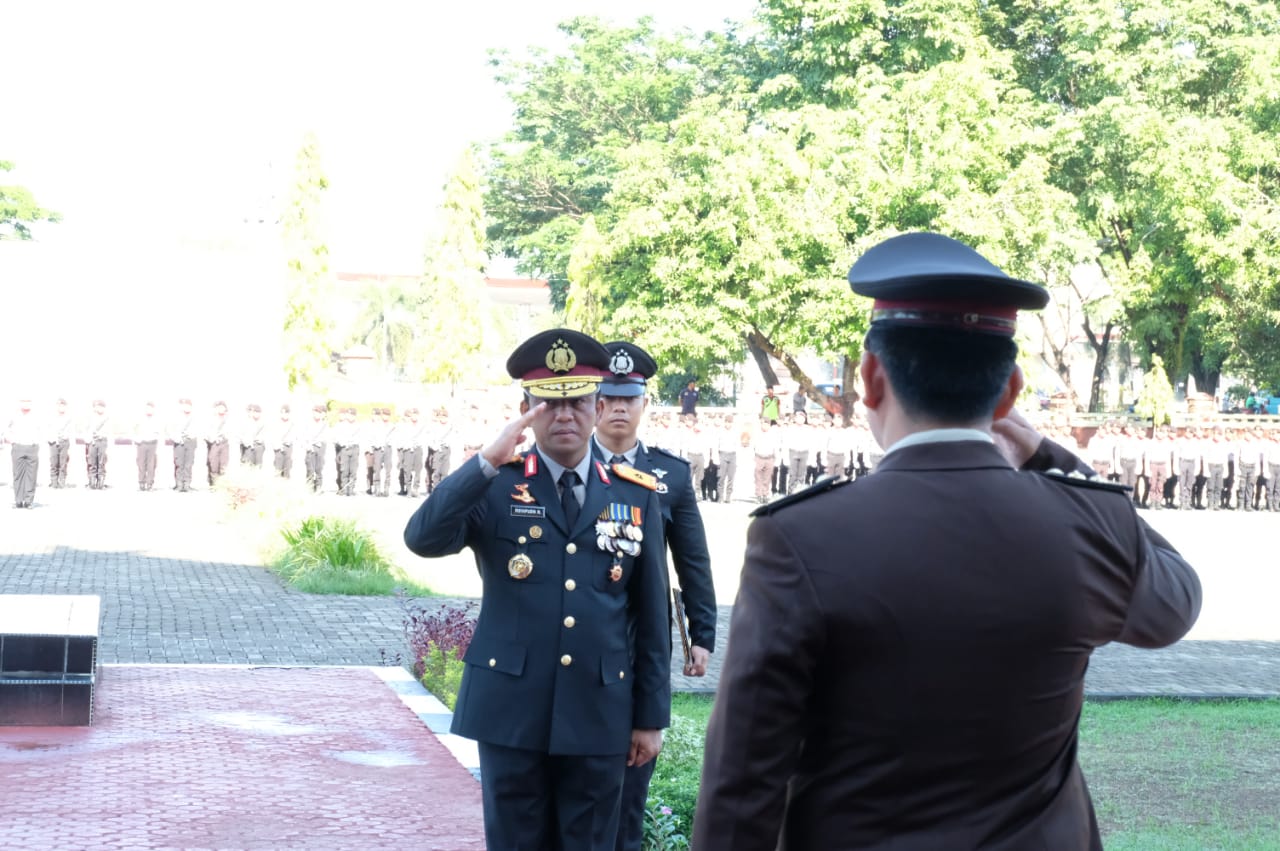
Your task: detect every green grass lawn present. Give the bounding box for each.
[659,695,1280,848]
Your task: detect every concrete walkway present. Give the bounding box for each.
[0,665,485,850]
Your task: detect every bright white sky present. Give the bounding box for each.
[3,0,755,272]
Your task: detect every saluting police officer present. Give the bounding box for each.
[404,329,671,851]
[594,340,718,851]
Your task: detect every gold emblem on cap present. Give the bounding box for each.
[508,553,534,580]
[546,339,578,373]
[529,525,543,539]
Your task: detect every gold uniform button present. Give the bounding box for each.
[565,579,576,591]
[566,543,577,554]
[560,654,572,667]
[488,658,496,667]
[563,616,575,628]
[518,536,527,544]
[619,671,625,679]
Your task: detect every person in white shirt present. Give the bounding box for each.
[46,397,74,488]
[1236,427,1263,511]
[1086,424,1115,482]
[784,411,812,494]
[134,401,162,491]
[273,404,296,479]
[1264,429,1280,512]
[85,399,113,490]
[1174,426,1201,510]
[4,398,41,507]
[714,414,740,503]
[1203,427,1229,510]
[753,418,781,503]
[823,415,849,478]
[240,403,267,467]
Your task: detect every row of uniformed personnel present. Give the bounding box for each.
[1,397,475,505]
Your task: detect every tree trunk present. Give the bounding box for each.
[747,327,858,420]
[745,332,780,388]
[1083,315,1114,413]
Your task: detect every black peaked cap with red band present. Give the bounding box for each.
[600,341,658,398]
[848,232,1049,336]
[506,328,610,399]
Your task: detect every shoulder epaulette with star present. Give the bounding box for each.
[504,453,525,466]
[751,476,850,517]
[1037,468,1132,493]
[612,463,658,490]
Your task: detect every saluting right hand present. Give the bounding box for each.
[481,403,545,469]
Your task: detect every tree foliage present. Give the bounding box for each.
[483,2,1280,403]
[280,133,335,392]
[0,160,61,240]
[414,149,494,388]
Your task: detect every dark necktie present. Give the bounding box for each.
[560,470,581,528]
[610,454,626,465]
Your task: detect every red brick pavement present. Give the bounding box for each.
[0,666,484,850]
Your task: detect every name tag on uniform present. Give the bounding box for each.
[511,505,547,518]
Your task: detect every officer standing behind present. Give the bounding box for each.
[47,397,73,488]
[396,407,427,497]
[205,401,231,486]
[369,406,395,497]
[303,404,329,493]
[331,407,360,496]
[240,403,267,467]
[171,398,198,492]
[273,404,295,478]
[404,330,670,851]
[5,398,40,508]
[593,340,717,851]
[134,401,161,491]
[85,399,111,490]
[694,233,1201,851]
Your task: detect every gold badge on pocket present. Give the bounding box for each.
[508,553,534,580]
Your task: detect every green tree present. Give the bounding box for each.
[1135,353,1175,426]
[0,161,61,239]
[280,133,335,392]
[564,215,609,338]
[414,149,493,389]
[485,17,729,309]
[349,276,417,378]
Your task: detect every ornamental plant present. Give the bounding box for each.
[401,597,477,709]
[643,801,690,850]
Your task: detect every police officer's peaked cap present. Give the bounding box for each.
[600,341,657,398]
[848,232,1049,337]
[507,329,610,399]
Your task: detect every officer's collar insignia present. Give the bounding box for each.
[546,339,577,373]
[595,460,611,484]
[511,483,536,504]
[609,349,634,376]
[612,463,657,491]
[525,454,538,478]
